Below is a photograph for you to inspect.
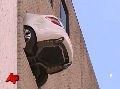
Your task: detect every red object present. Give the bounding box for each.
[46,16,62,27]
[6,73,19,84]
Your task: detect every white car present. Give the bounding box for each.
[23,13,73,87]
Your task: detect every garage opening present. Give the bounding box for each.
[25,39,70,88]
[39,46,65,66]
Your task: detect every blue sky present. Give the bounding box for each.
[72,0,120,89]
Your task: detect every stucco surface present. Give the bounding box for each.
[0,0,17,89]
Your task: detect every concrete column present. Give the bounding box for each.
[0,0,17,89]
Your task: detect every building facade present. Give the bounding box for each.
[0,0,99,89]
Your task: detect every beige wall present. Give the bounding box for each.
[17,0,99,89]
[17,0,54,89]
[0,0,17,89]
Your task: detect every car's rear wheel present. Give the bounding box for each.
[24,25,37,57]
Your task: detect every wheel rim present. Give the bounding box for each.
[24,29,31,42]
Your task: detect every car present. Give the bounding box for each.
[23,13,73,87]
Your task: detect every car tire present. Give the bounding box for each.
[24,25,37,57]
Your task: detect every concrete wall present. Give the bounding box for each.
[17,0,99,89]
[17,0,54,89]
[0,0,17,89]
